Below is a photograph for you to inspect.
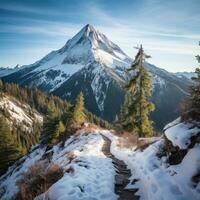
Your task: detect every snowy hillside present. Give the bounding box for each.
[0,122,199,200]
[0,125,117,200]
[0,94,43,132]
[103,119,200,200]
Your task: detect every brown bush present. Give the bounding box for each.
[136,137,160,151]
[16,161,63,200]
[81,123,100,133]
[179,101,200,122]
[111,130,138,148]
[58,122,83,147]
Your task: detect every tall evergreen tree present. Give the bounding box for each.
[41,102,60,145]
[120,45,155,137]
[0,116,21,175]
[72,92,86,124]
[185,43,200,120]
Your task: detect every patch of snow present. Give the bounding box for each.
[152,74,166,89]
[75,80,78,86]
[37,132,117,200]
[64,91,71,98]
[102,127,200,200]
[94,49,129,69]
[164,117,181,130]
[165,122,200,149]
[0,130,117,200]
[91,65,110,112]
[27,50,84,91]
[0,96,43,128]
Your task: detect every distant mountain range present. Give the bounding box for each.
[174,71,195,80]
[0,65,20,77]
[1,24,194,130]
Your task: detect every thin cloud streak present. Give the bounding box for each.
[0,0,199,72]
[0,3,66,16]
[0,23,82,37]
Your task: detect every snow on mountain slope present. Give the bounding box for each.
[0,66,20,77]
[0,94,43,131]
[2,24,193,130]
[2,24,130,92]
[61,24,130,68]
[53,61,125,122]
[175,72,195,81]
[0,127,117,200]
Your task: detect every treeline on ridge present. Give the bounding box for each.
[0,80,111,175]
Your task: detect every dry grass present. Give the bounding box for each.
[77,123,101,135]
[136,137,160,151]
[111,130,138,148]
[16,161,63,200]
[111,130,160,151]
[137,138,153,151]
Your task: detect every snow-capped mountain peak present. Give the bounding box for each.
[2,24,131,104]
[62,24,123,54]
[2,24,193,130]
[60,24,130,68]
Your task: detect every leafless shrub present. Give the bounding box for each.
[16,161,63,200]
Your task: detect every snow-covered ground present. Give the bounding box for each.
[165,122,200,149]
[102,122,200,200]
[0,130,117,200]
[0,122,199,200]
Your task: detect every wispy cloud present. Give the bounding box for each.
[0,3,65,16]
[0,23,80,37]
[0,0,199,71]
[86,4,199,56]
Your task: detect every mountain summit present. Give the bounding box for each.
[61,24,126,55]
[2,24,192,129]
[60,24,130,68]
[3,24,130,91]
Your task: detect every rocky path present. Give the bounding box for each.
[101,135,140,200]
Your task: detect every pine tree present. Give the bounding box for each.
[120,45,155,137]
[61,106,73,126]
[0,116,21,174]
[72,92,86,124]
[41,100,68,145]
[49,119,65,144]
[185,43,200,120]
[57,121,65,133]
[41,116,59,145]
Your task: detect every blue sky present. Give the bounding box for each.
[0,0,199,72]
